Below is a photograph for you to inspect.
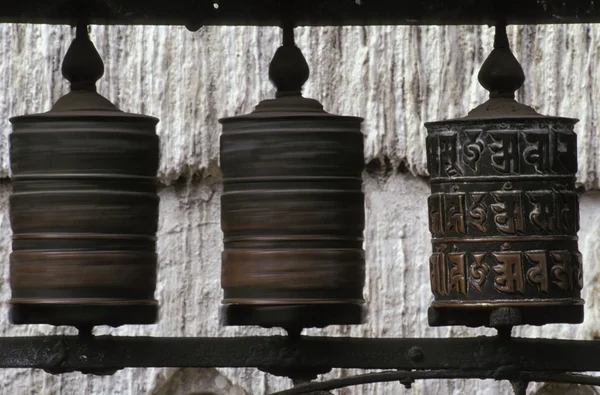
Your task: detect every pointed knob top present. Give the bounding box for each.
[268,24,310,97]
[477,23,525,100]
[50,24,118,112]
[61,23,104,92]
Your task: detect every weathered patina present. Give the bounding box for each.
[219,25,365,330]
[425,24,583,327]
[8,24,160,327]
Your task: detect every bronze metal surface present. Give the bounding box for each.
[219,25,365,330]
[8,24,160,327]
[424,24,583,328]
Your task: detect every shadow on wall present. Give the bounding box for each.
[150,368,249,395]
[534,384,599,395]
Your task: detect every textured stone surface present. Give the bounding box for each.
[1,23,600,395]
[534,384,599,395]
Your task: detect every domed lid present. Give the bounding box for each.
[220,25,362,122]
[426,22,577,126]
[11,24,157,124]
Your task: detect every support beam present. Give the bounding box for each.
[1,335,600,376]
[0,0,599,26]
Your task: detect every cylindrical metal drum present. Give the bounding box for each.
[8,26,160,327]
[425,117,582,327]
[425,24,583,327]
[219,27,366,329]
[220,96,365,329]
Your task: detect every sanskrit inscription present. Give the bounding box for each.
[448,252,467,295]
[467,193,487,233]
[527,192,556,233]
[429,249,583,297]
[492,252,524,294]
[426,120,581,325]
[522,131,551,173]
[445,193,466,235]
[525,251,549,293]
[430,252,447,296]
[426,127,578,177]
[439,132,461,177]
[550,251,574,291]
[428,194,444,237]
[469,252,489,293]
[427,191,579,237]
[491,192,525,235]
[462,130,485,171]
[555,131,577,173]
[489,132,519,174]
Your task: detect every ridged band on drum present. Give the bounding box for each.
[425,118,583,327]
[9,116,159,327]
[10,121,159,176]
[10,251,157,300]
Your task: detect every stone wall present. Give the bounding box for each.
[0,23,599,394]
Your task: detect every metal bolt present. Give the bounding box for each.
[490,307,522,328]
[45,341,67,368]
[42,340,68,374]
[408,346,424,363]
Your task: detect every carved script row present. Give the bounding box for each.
[426,128,577,178]
[428,190,579,237]
[430,249,583,297]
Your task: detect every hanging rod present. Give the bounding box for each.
[1,0,599,26]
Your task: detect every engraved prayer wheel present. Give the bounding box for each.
[8,25,160,327]
[425,24,583,328]
[219,26,365,330]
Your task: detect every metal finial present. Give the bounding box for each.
[61,23,105,92]
[477,22,525,100]
[268,24,310,97]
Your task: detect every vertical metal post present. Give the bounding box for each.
[511,380,529,395]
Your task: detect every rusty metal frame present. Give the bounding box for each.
[1,1,599,395]
[0,0,598,26]
[0,333,599,394]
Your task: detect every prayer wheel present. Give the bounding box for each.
[219,27,366,330]
[425,24,583,327]
[8,25,160,327]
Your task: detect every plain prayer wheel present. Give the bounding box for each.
[219,26,366,330]
[8,25,160,327]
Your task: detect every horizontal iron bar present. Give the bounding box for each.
[1,335,600,374]
[1,0,599,26]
